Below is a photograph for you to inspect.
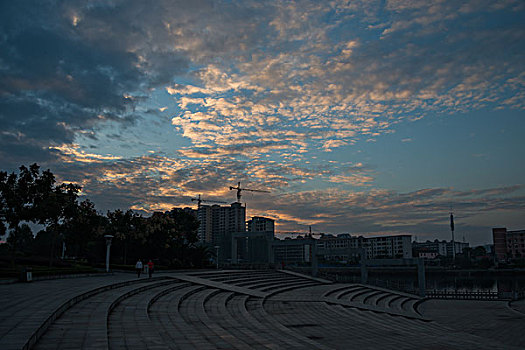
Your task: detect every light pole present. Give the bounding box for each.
[104,235,114,272]
[214,245,220,269]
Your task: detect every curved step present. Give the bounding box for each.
[34,279,174,350]
[148,284,209,349]
[202,291,263,349]
[386,295,404,309]
[362,290,387,305]
[206,272,279,283]
[261,280,319,294]
[322,284,361,298]
[377,293,400,308]
[231,295,296,349]
[348,288,377,303]
[334,286,368,300]
[227,275,302,287]
[180,288,236,349]
[399,298,420,314]
[222,294,282,349]
[241,277,311,290]
[256,298,333,349]
[108,281,188,349]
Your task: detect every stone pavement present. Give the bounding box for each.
[1,270,524,349]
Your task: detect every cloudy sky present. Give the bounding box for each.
[1,0,524,245]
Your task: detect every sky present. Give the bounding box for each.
[1,0,524,246]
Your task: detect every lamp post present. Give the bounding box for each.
[214,245,220,269]
[104,235,114,273]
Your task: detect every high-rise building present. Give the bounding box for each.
[196,202,246,263]
[197,202,246,244]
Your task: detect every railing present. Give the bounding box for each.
[426,290,499,300]
[316,271,419,295]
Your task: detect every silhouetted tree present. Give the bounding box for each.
[107,209,142,264]
[1,164,208,270]
[63,199,106,259]
[6,223,34,254]
[0,164,81,265]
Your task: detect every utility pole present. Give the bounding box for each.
[104,235,114,273]
[214,245,220,269]
[450,213,455,260]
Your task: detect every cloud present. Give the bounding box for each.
[3,0,523,167]
[248,185,525,244]
[1,1,524,246]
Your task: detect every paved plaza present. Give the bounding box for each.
[1,270,524,349]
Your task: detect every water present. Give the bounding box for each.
[314,268,525,294]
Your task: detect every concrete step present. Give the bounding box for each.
[108,281,189,349]
[201,290,259,349]
[326,285,364,299]
[363,290,387,305]
[148,284,209,349]
[347,288,377,302]
[261,280,320,294]
[230,295,295,348]
[254,298,333,349]
[207,292,275,349]
[180,288,237,349]
[239,277,311,289]
[0,275,155,350]
[205,272,281,283]
[34,279,174,350]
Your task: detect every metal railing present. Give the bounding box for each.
[426,289,499,300]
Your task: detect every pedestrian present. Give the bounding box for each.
[147,260,154,278]
[135,259,143,278]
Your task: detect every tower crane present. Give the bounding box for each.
[229,181,270,203]
[191,194,227,209]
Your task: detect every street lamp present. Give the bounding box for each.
[104,235,114,273]
[214,245,220,269]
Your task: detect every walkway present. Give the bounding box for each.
[1,270,523,349]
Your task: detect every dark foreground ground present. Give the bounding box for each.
[1,270,524,350]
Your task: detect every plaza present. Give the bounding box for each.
[1,270,524,349]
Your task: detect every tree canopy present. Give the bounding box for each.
[0,164,209,268]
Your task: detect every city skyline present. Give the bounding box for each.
[1,1,524,246]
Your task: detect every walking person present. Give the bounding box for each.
[147,260,154,278]
[135,259,143,278]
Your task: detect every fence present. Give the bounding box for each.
[426,289,499,300]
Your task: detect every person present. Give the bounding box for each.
[135,259,143,278]
[147,260,154,278]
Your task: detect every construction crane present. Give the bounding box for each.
[191,194,227,209]
[229,181,270,203]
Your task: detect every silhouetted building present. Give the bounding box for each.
[273,239,312,264]
[412,239,469,257]
[247,216,275,232]
[234,216,276,264]
[416,249,438,260]
[197,203,246,261]
[364,235,412,259]
[493,227,525,261]
[317,234,412,260]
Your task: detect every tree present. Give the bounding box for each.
[6,223,34,254]
[107,209,141,264]
[63,199,106,259]
[0,164,81,265]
